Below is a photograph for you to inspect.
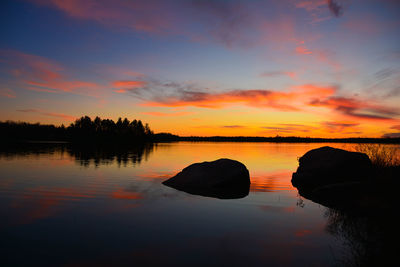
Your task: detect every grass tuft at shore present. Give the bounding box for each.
[354,144,400,167]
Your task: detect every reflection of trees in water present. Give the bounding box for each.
[0,142,156,167]
[324,208,397,267]
[67,143,155,167]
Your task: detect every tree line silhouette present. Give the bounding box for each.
[1,116,400,144]
[1,116,153,143]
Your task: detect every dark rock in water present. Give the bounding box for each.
[162,158,250,199]
[292,146,373,209]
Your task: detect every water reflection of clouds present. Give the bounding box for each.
[1,142,362,265]
[250,171,295,192]
[1,183,147,226]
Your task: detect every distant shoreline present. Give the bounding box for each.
[2,136,400,144]
[156,136,400,144]
[2,118,400,144]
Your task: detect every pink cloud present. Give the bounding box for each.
[0,50,103,97]
[260,71,297,78]
[0,88,16,98]
[16,108,76,121]
[309,96,400,121]
[27,0,315,49]
[30,0,183,35]
[295,45,312,55]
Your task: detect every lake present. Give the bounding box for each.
[0,142,380,266]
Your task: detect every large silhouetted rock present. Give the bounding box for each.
[163,158,250,199]
[292,146,372,205]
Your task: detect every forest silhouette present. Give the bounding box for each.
[1,116,400,144]
[1,116,153,143]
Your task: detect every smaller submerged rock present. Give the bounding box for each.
[163,158,250,199]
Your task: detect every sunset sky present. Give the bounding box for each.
[1,0,400,137]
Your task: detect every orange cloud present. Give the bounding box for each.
[133,80,400,123]
[143,89,298,111]
[112,80,147,93]
[112,80,147,88]
[141,83,337,112]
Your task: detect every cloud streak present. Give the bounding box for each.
[120,79,399,122]
[140,111,195,117]
[0,88,16,98]
[260,71,296,78]
[128,81,337,112]
[27,0,323,50]
[309,96,400,120]
[220,125,246,129]
[0,50,103,97]
[16,109,76,121]
[261,124,313,133]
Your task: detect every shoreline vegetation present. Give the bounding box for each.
[1,116,400,144]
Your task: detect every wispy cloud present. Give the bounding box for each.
[0,50,102,97]
[261,121,362,135]
[261,124,313,133]
[112,80,147,93]
[220,125,246,129]
[140,111,195,117]
[28,0,258,47]
[112,80,147,88]
[27,0,324,50]
[295,45,313,55]
[124,80,336,112]
[309,96,400,120]
[16,109,76,121]
[0,88,16,98]
[111,77,399,123]
[391,125,400,130]
[295,0,331,23]
[260,71,296,78]
[321,121,359,132]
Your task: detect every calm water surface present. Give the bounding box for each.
[0,142,362,266]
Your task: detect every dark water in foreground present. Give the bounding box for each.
[0,142,386,266]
